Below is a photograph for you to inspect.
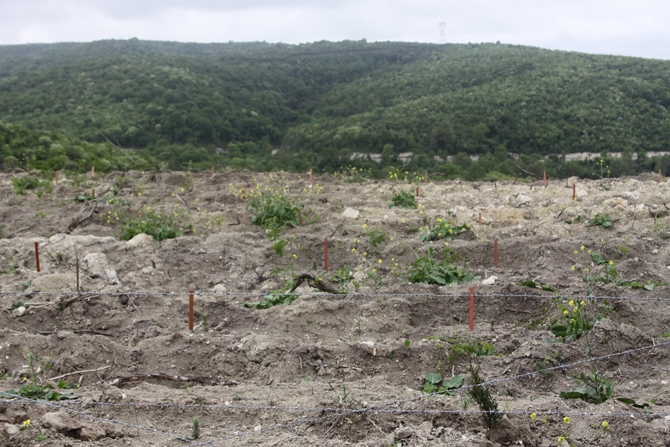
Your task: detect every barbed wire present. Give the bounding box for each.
[1,289,669,302]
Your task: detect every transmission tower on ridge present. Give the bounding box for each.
[439,22,446,44]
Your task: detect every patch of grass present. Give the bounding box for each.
[246,187,303,239]
[419,218,471,242]
[388,190,417,209]
[586,213,619,228]
[362,226,387,254]
[119,210,186,241]
[11,176,51,196]
[408,247,476,286]
[330,266,354,283]
[243,291,297,309]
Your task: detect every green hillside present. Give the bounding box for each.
[0,39,669,178]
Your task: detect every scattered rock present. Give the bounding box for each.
[211,284,227,294]
[26,273,77,293]
[482,276,498,285]
[394,426,414,440]
[12,306,26,317]
[576,189,588,198]
[517,194,533,205]
[3,423,19,435]
[125,233,154,249]
[342,207,360,219]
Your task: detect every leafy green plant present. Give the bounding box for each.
[243,291,297,309]
[467,359,503,429]
[334,166,373,183]
[586,213,619,228]
[246,187,303,239]
[560,371,614,404]
[362,225,387,254]
[3,382,78,401]
[11,177,51,195]
[419,218,472,242]
[422,373,465,394]
[408,247,476,286]
[119,209,185,241]
[388,190,417,209]
[518,279,557,292]
[330,266,354,283]
[192,417,200,439]
[549,299,597,342]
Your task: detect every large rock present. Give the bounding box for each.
[125,233,155,249]
[40,411,105,441]
[341,207,360,219]
[26,273,77,293]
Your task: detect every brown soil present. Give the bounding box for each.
[1,170,669,446]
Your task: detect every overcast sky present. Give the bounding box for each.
[2,0,670,59]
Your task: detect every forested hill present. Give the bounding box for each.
[1,39,670,177]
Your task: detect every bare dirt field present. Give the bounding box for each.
[1,169,670,446]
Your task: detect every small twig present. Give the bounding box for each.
[49,365,111,381]
[366,416,385,434]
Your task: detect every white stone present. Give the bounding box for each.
[3,424,19,435]
[517,194,533,204]
[211,284,227,294]
[576,189,588,198]
[341,207,360,219]
[14,306,26,317]
[482,276,498,285]
[125,233,155,249]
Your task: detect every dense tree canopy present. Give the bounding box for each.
[0,39,669,178]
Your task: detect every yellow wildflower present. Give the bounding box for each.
[22,419,30,428]
[378,259,383,264]
[563,310,569,315]
[563,416,570,424]
[601,421,609,429]
[580,246,585,251]
[530,413,537,420]
[573,250,578,255]
[558,436,565,444]
[352,248,356,253]
[363,224,367,229]
[608,260,614,265]
[580,301,586,306]
[569,300,574,307]
[570,266,575,271]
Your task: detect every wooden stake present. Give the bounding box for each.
[211,165,214,178]
[565,178,568,187]
[240,188,245,202]
[91,189,95,198]
[189,291,194,331]
[415,187,419,197]
[543,171,547,187]
[34,242,40,273]
[309,169,315,187]
[478,212,482,225]
[494,239,498,268]
[91,166,95,178]
[189,174,193,190]
[469,287,475,331]
[572,183,576,200]
[424,171,428,183]
[297,210,303,225]
[76,256,80,294]
[324,238,329,272]
[55,170,59,185]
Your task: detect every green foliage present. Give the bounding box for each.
[246,188,303,239]
[191,417,200,440]
[330,266,354,283]
[560,372,613,404]
[419,218,471,242]
[548,299,612,342]
[11,176,42,194]
[421,373,465,394]
[119,210,184,241]
[517,279,557,292]
[586,213,618,228]
[243,292,297,309]
[407,247,475,286]
[388,190,417,209]
[362,226,387,253]
[3,383,78,401]
[467,361,503,429]
[334,166,373,183]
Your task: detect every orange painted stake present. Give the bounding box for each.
[211,165,214,178]
[494,239,498,268]
[189,291,194,331]
[572,184,576,200]
[415,187,419,197]
[34,242,40,273]
[324,238,329,272]
[478,212,482,225]
[55,170,59,185]
[469,287,475,331]
[309,169,315,187]
[543,171,547,187]
[424,171,428,183]
[91,166,95,178]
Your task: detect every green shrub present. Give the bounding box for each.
[419,218,471,242]
[247,187,303,239]
[388,190,417,209]
[407,247,476,285]
[11,176,50,195]
[119,210,185,241]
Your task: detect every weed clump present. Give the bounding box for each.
[388,190,417,209]
[119,210,186,241]
[419,217,471,242]
[245,186,303,239]
[408,247,476,285]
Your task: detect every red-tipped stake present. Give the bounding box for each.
[189,291,194,331]
[478,212,482,225]
[324,238,329,272]
[469,287,475,331]
[55,170,59,185]
[543,171,547,187]
[572,184,576,200]
[91,166,95,178]
[211,165,214,178]
[309,169,315,187]
[415,187,419,197]
[494,239,498,268]
[34,242,40,273]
